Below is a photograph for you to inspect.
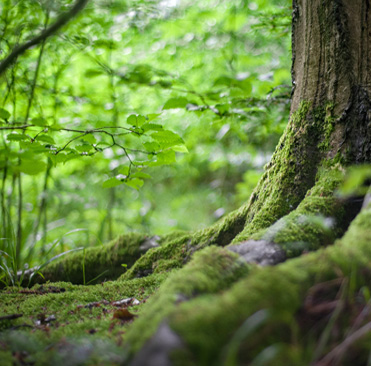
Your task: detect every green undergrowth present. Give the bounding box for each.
[126,202,371,366]
[0,272,169,365]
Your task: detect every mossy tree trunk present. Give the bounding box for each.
[124,1,371,364]
[290,0,370,163]
[234,0,371,243]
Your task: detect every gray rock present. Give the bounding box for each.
[362,192,371,210]
[140,236,161,252]
[129,321,184,366]
[228,240,286,266]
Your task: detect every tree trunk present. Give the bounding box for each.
[123,1,371,364]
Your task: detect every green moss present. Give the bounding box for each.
[126,205,371,366]
[24,232,191,286]
[121,205,248,279]
[0,272,169,365]
[24,233,150,285]
[234,101,342,242]
[121,233,191,279]
[125,246,250,352]
[241,164,346,256]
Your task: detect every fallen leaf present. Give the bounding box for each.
[113,308,136,321]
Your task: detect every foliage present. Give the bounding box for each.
[0,0,291,274]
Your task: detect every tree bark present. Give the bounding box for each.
[123,1,371,364]
[291,0,371,162]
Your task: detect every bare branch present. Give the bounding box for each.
[0,0,90,75]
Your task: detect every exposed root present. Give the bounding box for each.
[125,202,371,365]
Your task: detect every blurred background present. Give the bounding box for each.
[0,0,291,273]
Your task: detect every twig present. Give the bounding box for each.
[55,133,85,154]
[0,313,23,321]
[316,321,371,366]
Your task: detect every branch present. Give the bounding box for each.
[0,0,90,75]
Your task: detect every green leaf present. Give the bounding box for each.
[137,115,146,126]
[131,172,152,180]
[6,133,29,142]
[93,39,116,49]
[151,130,184,149]
[215,104,230,114]
[150,150,176,166]
[76,144,93,152]
[143,141,160,152]
[32,117,48,127]
[17,160,47,175]
[85,69,104,77]
[158,150,176,164]
[236,79,252,94]
[127,114,146,127]
[213,76,233,86]
[50,124,63,131]
[83,134,97,144]
[49,152,78,165]
[171,145,189,153]
[213,76,252,95]
[132,159,153,167]
[163,97,189,110]
[50,153,67,165]
[96,141,111,148]
[102,177,124,188]
[117,166,130,176]
[142,123,164,132]
[158,80,172,88]
[128,65,152,84]
[0,108,11,120]
[124,178,144,190]
[36,135,55,144]
[147,113,161,122]
[18,149,37,160]
[127,115,136,125]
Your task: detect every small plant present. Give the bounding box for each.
[0,211,22,286]
[0,215,86,287]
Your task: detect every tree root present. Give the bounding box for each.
[125,200,371,365]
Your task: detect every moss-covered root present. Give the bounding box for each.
[127,203,371,366]
[122,161,344,281]
[125,246,250,356]
[232,163,353,258]
[121,206,248,280]
[24,233,166,286]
